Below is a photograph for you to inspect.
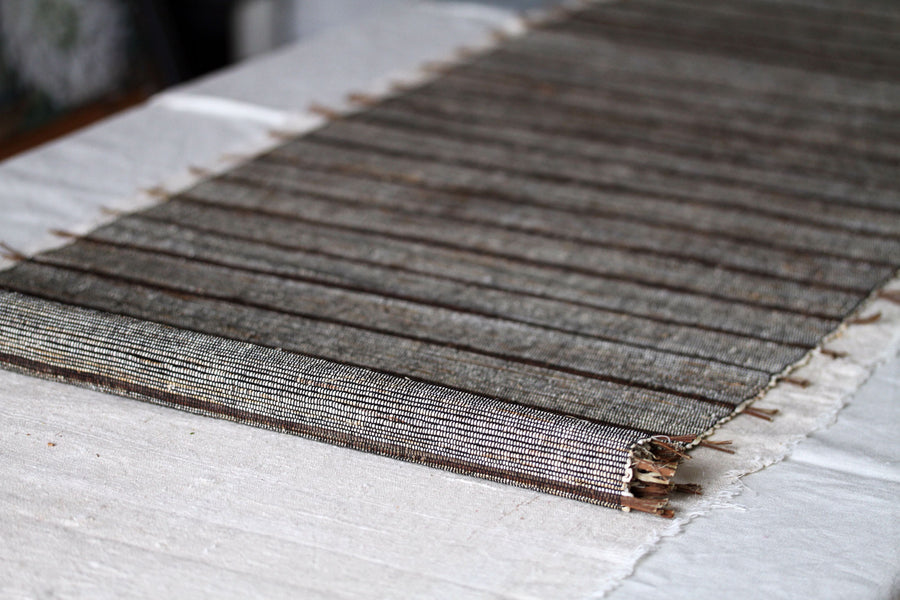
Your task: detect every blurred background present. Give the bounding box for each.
[0,0,555,160]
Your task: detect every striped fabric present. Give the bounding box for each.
[1,0,898,516]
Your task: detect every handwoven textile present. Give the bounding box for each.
[1,0,898,516]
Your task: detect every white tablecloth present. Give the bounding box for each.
[1,2,897,598]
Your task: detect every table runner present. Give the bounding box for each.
[1,0,898,517]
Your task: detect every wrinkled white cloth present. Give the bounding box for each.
[610,354,900,599]
[0,2,897,598]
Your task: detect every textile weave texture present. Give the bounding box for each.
[1,0,898,516]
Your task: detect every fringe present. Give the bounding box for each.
[623,438,695,518]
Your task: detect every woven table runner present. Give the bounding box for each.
[1,0,898,517]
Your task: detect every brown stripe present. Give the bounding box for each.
[285,135,900,243]
[547,17,900,82]
[220,169,873,295]
[127,212,818,349]
[3,258,745,409]
[70,235,783,372]
[172,194,847,321]
[253,138,898,266]
[356,99,900,216]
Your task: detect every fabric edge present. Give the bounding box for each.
[601,272,900,597]
[0,290,649,511]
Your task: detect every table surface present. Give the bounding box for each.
[1,2,897,598]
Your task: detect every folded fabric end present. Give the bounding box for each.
[622,437,690,518]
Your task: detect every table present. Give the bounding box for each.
[1,2,897,597]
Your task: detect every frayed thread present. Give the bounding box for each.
[624,437,697,518]
[849,311,882,325]
[308,103,343,120]
[743,406,779,421]
[0,242,28,262]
